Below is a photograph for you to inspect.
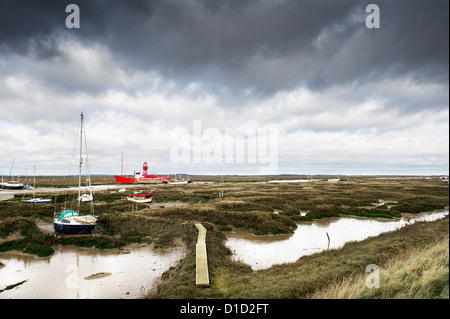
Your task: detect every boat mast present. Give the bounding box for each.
[9,158,15,182]
[33,166,36,199]
[133,170,136,198]
[78,112,83,213]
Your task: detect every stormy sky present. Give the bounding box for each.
[0,0,448,176]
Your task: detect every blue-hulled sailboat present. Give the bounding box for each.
[53,210,96,235]
[54,112,97,235]
[22,166,52,204]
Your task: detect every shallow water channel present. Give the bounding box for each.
[225,211,449,270]
[0,243,186,299]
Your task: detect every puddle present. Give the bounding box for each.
[225,211,448,270]
[0,243,186,299]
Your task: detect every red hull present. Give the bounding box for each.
[114,161,171,184]
[114,175,170,184]
[114,175,135,184]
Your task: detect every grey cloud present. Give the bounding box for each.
[0,1,66,58]
[1,0,448,100]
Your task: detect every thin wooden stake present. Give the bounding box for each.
[326,232,330,249]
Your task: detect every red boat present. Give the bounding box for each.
[114,161,170,184]
[127,192,154,203]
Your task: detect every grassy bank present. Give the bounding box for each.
[0,216,128,256]
[149,217,449,299]
[309,233,449,299]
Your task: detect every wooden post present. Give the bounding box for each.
[326,232,330,249]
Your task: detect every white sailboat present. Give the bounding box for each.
[127,193,154,203]
[77,178,93,202]
[170,179,188,185]
[169,173,188,185]
[77,193,93,202]
[0,159,24,189]
[53,112,97,235]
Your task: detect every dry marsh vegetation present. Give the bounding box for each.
[1,175,448,298]
[309,233,449,299]
[150,217,449,299]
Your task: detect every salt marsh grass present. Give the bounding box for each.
[309,234,449,299]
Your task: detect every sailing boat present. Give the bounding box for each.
[77,177,93,202]
[22,166,52,204]
[0,159,25,189]
[53,112,97,235]
[127,178,154,203]
[127,192,154,203]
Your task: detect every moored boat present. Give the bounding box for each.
[1,181,25,189]
[53,112,97,235]
[114,161,170,184]
[170,180,188,185]
[2,159,25,189]
[53,210,96,235]
[127,184,154,202]
[22,197,52,204]
[127,193,154,203]
[77,193,93,202]
[21,166,51,204]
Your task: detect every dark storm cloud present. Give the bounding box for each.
[0,1,66,58]
[1,0,448,97]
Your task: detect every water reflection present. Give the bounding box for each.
[0,243,186,299]
[226,211,448,270]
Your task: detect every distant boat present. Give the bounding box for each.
[1,181,25,189]
[170,180,188,185]
[127,176,154,203]
[54,112,97,235]
[1,159,24,189]
[22,198,52,204]
[115,161,170,184]
[127,193,154,203]
[77,193,93,202]
[22,166,52,204]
